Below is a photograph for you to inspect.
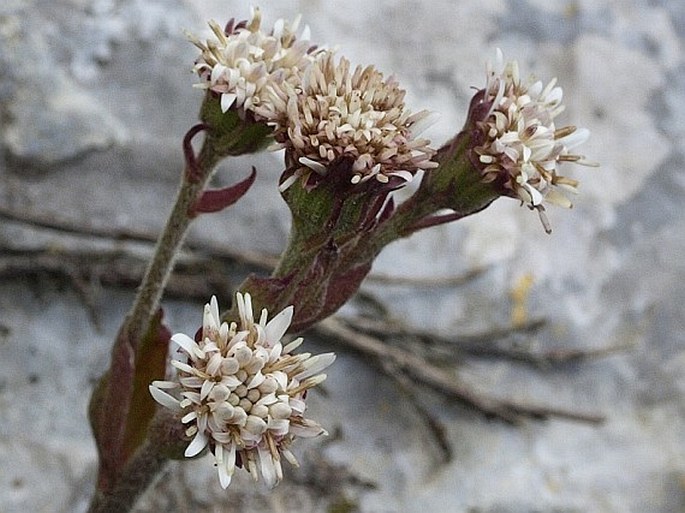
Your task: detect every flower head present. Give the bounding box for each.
[149,294,335,489]
[263,53,438,191]
[189,7,320,117]
[470,49,597,232]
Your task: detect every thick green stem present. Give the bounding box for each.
[379,131,498,244]
[230,133,499,333]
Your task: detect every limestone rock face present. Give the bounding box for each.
[0,1,683,512]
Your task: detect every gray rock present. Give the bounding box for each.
[0,0,683,512]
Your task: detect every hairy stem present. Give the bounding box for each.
[124,143,220,345]
[87,441,169,513]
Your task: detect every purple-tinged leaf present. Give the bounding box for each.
[183,123,209,183]
[190,167,257,216]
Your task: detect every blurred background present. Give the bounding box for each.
[0,0,683,511]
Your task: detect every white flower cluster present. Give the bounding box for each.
[189,7,320,117]
[263,53,438,190]
[189,7,437,190]
[474,49,596,232]
[149,294,335,489]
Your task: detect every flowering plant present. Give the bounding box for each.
[86,7,595,513]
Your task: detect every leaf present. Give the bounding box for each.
[190,167,257,216]
[121,309,172,462]
[90,326,136,492]
[182,123,209,183]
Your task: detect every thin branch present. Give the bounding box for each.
[0,204,279,271]
[0,204,159,245]
[381,359,453,464]
[364,267,487,287]
[312,317,605,425]
[457,343,634,367]
[0,249,233,304]
[342,315,546,344]
[339,315,629,368]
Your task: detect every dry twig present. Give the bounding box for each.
[312,317,605,425]
[338,315,629,368]
[365,267,487,287]
[0,205,279,270]
[380,359,454,464]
